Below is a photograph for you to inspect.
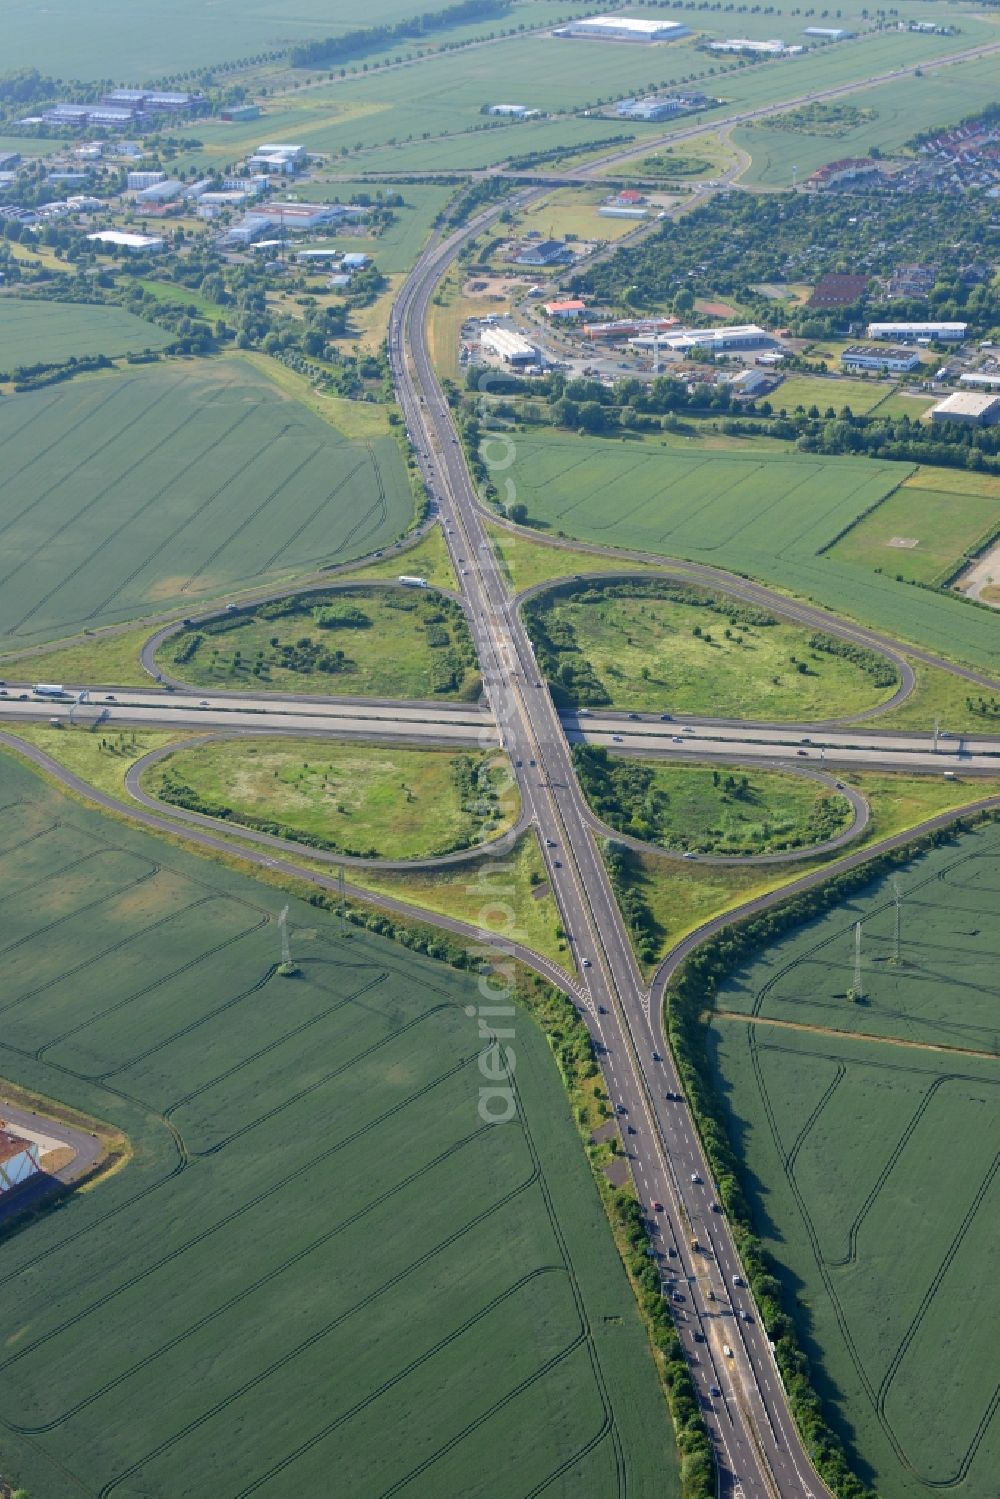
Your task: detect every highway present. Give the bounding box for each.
[5,40,999,1490]
[391,199,836,1498]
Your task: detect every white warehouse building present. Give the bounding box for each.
[633,323,774,354]
[841,344,921,373]
[866,321,968,342]
[481,327,537,364]
[554,15,690,42]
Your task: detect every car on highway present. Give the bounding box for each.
[582,957,592,968]
[545,838,556,847]
[671,736,684,743]
[553,859,562,867]
[690,1173,702,1184]
[682,852,696,860]
[672,1291,685,1304]
[616,1104,627,1115]
[665,1091,680,1101]
[709,1385,721,1398]
[652,1201,663,1212]
[659,714,672,721]
[733,1273,744,1286]
[693,1330,705,1342]
[612,734,623,742]
[105,694,116,701]
[723,1345,733,1358]
[796,749,808,756]
[627,713,640,720]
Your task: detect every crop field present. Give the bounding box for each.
[163,585,480,700]
[732,50,1000,187]
[526,581,896,719]
[0,299,172,372]
[146,739,515,859]
[154,3,991,178]
[577,754,852,856]
[0,0,507,77]
[0,751,672,1499]
[501,432,1000,670]
[707,822,1000,1498]
[0,359,412,651]
[830,470,1000,588]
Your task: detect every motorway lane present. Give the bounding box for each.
[393,210,829,1499]
[575,728,1000,775]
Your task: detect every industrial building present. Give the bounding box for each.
[867,321,968,342]
[728,368,771,397]
[640,323,774,354]
[808,157,882,189]
[86,230,165,252]
[584,316,678,340]
[248,143,307,174]
[803,26,854,39]
[481,327,537,364]
[225,214,281,247]
[515,238,574,266]
[841,345,921,373]
[930,392,1000,426]
[599,205,647,219]
[0,1127,41,1197]
[126,170,166,191]
[543,299,587,319]
[488,104,539,117]
[261,201,342,231]
[617,96,683,120]
[709,37,802,54]
[342,252,371,269]
[134,179,183,204]
[960,372,1000,390]
[554,15,690,42]
[40,91,203,129]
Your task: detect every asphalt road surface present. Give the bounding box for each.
[391,201,835,1499]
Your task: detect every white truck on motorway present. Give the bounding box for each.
[33,683,66,698]
[397,575,429,588]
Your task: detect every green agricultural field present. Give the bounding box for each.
[0,750,674,1499]
[524,579,898,719]
[733,50,1000,187]
[155,1,992,179]
[0,299,172,371]
[0,358,412,651]
[0,0,506,76]
[146,738,515,858]
[500,432,1000,670]
[830,470,1000,587]
[706,821,1000,1498]
[162,585,481,700]
[575,749,853,855]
